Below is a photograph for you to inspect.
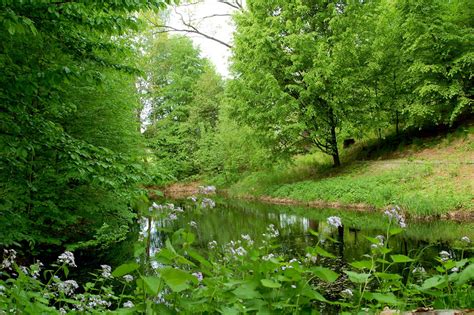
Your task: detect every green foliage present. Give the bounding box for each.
[142,34,225,180]
[1,205,472,313]
[0,1,170,247]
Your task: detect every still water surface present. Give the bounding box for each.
[139,197,473,268]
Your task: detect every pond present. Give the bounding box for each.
[135,196,473,273]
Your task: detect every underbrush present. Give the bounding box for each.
[1,202,473,314]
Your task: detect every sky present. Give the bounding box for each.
[168,1,237,77]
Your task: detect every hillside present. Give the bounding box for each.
[227,125,474,218]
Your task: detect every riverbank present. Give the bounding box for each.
[225,126,474,218]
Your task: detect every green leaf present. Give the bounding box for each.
[260,279,281,288]
[160,267,197,292]
[301,286,327,302]
[371,292,399,305]
[232,282,262,299]
[389,227,404,236]
[390,254,414,263]
[350,260,373,270]
[421,275,446,290]
[374,272,402,280]
[309,267,339,283]
[313,246,336,258]
[140,276,163,295]
[344,271,371,284]
[112,262,140,277]
[457,264,474,285]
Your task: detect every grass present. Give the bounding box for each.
[227,124,474,217]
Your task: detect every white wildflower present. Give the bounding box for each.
[57,280,79,295]
[384,206,407,228]
[199,185,216,194]
[263,224,279,238]
[123,300,134,308]
[412,266,426,274]
[123,275,134,282]
[451,267,459,273]
[59,308,67,315]
[187,196,197,202]
[57,251,76,267]
[305,253,317,264]
[169,213,178,221]
[327,216,342,228]
[201,198,216,209]
[189,221,198,228]
[262,253,275,261]
[291,285,297,289]
[208,240,218,250]
[1,249,17,270]
[439,250,451,262]
[461,236,471,244]
[341,288,353,298]
[235,247,247,256]
[241,234,254,246]
[192,272,203,282]
[100,265,112,278]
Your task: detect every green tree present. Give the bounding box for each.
[0,1,169,248]
[229,0,377,166]
[398,0,473,126]
[143,34,225,179]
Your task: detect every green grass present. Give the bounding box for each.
[227,125,474,217]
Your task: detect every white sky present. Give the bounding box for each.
[168,1,237,77]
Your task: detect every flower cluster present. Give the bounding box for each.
[1,249,17,270]
[327,216,342,228]
[57,251,77,267]
[57,280,79,296]
[341,288,353,299]
[225,240,248,259]
[241,234,254,246]
[383,206,407,228]
[461,236,471,244]
[439,250,452,262]
[208,240,218,250]
[100,265,112,278]
[263,224,279,238]
[371,235,385,249]
[192,272,203,282]
[123,274,134,282]
[201,198,216,209]
[199,185,216,195]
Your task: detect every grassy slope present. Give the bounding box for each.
[227,125,474,217]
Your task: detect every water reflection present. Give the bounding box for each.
[140,198,473,268]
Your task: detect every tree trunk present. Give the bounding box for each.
[395,110,400,136]
[332,152,341,167]
[329,110,340,167]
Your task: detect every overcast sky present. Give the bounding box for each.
[168,1,237,77]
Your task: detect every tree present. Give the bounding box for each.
[398,0,473,126]
[0,1,169,248]
[142,34,225,178]
[228,0,374,166]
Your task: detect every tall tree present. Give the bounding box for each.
[229,0,373,166]
[0,1,169,248]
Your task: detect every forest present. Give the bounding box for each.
[0,0,473,314]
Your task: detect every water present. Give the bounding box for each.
[139,197,473,269]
